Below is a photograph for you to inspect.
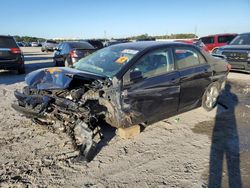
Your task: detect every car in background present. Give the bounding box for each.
[0,35,25,74]
[174,39,209,52]
[17,42,24,47]
[104,39,130,47]
[41,40,58,52]
[12,41,230,161]
[85,39,104,49]
[200,33,237,52]
[213,32,250,73]
[53,41,95,67]
[31,42,39,47]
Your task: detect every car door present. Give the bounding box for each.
[54,43,64,63]
[174,46,212,112]
[121,48,180,125]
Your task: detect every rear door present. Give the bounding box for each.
[0,36,19,62]
[174,46,212,111]
[121,47,180,124]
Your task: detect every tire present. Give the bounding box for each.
[74,121,97,162]
[17,64,26,74]
[54,59,58,66]
[202,82,220,111]
[64,58,72,67]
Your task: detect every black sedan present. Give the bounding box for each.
[53,41,95,67]
[12,41,229,161]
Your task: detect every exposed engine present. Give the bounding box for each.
[12,80,111,161]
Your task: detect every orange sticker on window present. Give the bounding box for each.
[116,56,128,64]
[46,67,62,74]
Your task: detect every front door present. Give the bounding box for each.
[121,48,180,125]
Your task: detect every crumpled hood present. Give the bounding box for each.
[25,67,106,90]
[220,45,250,51]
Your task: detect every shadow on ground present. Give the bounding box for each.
[208,84,242,188]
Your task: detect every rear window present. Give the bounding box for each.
[0,37,17,48]
[201,37,214,44]
[218,35,236,43]
[69,42,93,49]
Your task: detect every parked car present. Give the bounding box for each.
[85,39,104,49]
[174,39,209,52]
[17,42,24,47]
[200,33,237,52]
[31,42,39,47]
[213,32,250,73]
[41,40,58,52]
[0,35,25,74]
[12,41,229,161]
[104,39,130,47]
[53,41,95,67]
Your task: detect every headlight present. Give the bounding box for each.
[215,49,222,55]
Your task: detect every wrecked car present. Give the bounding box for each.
[12,42,230,161]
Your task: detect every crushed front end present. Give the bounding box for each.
[12,67,131,161]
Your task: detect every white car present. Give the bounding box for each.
[31,42,39,47]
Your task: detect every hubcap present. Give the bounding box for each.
[205,86,219,108]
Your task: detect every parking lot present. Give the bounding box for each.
[0,47,249,187]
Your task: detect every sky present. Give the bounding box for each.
[0,0,250,39]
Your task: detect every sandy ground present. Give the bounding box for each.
[0,47,249,187]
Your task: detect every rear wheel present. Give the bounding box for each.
[202,82,220,111]
[17,64,25,74]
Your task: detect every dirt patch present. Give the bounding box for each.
[0,49,250,187]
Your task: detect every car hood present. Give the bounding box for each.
[25,67,106,90]
[219,45,250,51]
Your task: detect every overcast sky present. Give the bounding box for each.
[1,0,250,39]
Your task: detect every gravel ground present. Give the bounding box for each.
[0,47,249,188]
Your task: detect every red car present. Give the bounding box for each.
[174,39,209,52]
[200,33,237,52]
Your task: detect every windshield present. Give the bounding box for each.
[74,45,139,77]
[230,34,250,45]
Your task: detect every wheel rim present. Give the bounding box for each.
[205,86,219,108]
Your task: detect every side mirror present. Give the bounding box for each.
[130,71,143,82]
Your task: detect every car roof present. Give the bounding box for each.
[110,41,189,51]
[63,41,89,45]
[239,32,250,35]
[0,35,14,38]
[200,33,237,38]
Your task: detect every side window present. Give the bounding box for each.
[130,48,174,79]
[61,44,68,53]
[218,36,235,43]
[174,47,201,69]
[58,43,64,51]
[201,37,214,44]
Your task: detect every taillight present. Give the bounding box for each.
[70,50,78,58]
[11,48,21,54]
[227,63,232,71]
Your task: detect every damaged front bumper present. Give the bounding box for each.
[12,67,137,161]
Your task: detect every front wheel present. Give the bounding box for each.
[202,82,220,111]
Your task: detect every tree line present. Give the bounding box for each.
[13,33,198,43]
[14,35,46,43]
[128,33,198,40]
